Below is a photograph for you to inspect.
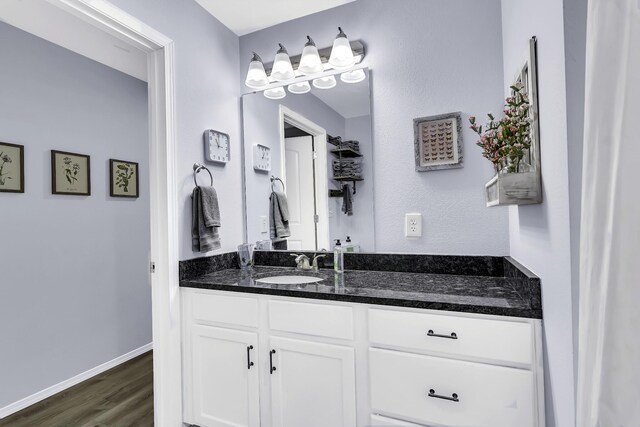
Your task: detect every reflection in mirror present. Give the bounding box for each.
[242,68,374,252]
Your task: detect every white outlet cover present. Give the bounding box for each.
[405,213,422,238]
[260,216,268,233]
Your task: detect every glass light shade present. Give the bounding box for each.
[340,68,366,84]
[328,27,356,70]
[298,36,323,75]
[312,75,337,90]
[288,81,311,94]
[264,86,286,100]
[245,53,269,89]
[270,44,295,81]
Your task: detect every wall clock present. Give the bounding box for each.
[204,129,230,164]
[253,144,271,171]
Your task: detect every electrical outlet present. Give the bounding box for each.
[405,213,422,238]
[260,216,268,233]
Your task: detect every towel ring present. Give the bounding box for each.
[270,176,285,192]
[193,163,213,186]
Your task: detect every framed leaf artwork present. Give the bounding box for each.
[110,159,139,198]
[0,142,24,193]
[51,150,91,196]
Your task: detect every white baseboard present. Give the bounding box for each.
[0,342,153,419]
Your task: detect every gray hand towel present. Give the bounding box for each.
[342,183,353,216]
[269,191,291,239]
[192,186,221,252]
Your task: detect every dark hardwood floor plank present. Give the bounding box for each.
[0,351,153,427]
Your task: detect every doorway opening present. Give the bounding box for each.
[279,106,330,251]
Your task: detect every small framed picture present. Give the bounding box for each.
[414,112,464,172]
[110,159,139,198]
[0,142,24,193]
[51,150,91,196]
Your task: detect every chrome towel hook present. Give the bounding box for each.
[270,176,285,192]
[193,163,213,186]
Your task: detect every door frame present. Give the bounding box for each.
[1,1,182,425]
[278,105,331,251]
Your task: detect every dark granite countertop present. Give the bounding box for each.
[180,264,542,319]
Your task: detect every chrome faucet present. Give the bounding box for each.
[312,254,327,272]
[291,254,311,270]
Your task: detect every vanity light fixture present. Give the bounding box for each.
[244,52,269,89]
[288,81,311,94]
[264,86,286,100]
[270,44,295,81]
[328,27,356,70]
[312,75,337,90]
[298,36,323,75]
[340,68,366,84]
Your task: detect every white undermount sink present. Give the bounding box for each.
[256,275,324,285]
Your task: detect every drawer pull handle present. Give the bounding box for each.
[247,345,254,370]
[270,349,277,374]
[427,329,458,340]
[428,388,459,402]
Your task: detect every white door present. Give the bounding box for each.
[269,336,357,427]
[284,136,316,250]
[191,325,260,427]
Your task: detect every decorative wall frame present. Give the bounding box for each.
[485,36,542,206]
[0,142,24,193]
[414,112,463,171]
[51,150,91,196]
[110,159,139,198]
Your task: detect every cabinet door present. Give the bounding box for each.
[191,325,260,427]
[269,337,356,427]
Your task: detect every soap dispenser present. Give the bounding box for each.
[334,239,344,274]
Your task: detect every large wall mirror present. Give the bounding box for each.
[242,68,374,252]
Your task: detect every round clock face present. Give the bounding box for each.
[205,130,230,163]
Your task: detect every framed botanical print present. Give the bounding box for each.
[110,159,139,198]
[0,142,24,193]
[51,150,91,196]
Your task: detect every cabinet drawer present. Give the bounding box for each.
[192,292,258,327]
[369,309,533,365]
[369,414,425,426]
[370,349,535,427]
[269,300,354,340]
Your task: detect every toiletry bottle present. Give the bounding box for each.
[334,239,344,274]
[345,236,354,253]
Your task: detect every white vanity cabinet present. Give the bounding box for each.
[181,288,545,427]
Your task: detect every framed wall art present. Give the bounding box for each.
[414,111,463,172]
[0,142,24,193]
[110,159,139,198]
[51,150,91,196]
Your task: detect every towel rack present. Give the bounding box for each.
[193,163,213,186]
[270,176,285,192]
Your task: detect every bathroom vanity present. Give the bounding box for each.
[179,252,544,427]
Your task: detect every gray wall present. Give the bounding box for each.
[0,23,150,408]
[240,0,509,256]
[500,1,578,426]
[108,0,244,260]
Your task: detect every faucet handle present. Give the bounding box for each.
[291,253,311,270]
[312,254,328,271]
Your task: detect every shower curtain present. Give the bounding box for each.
[577,0,640,425]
